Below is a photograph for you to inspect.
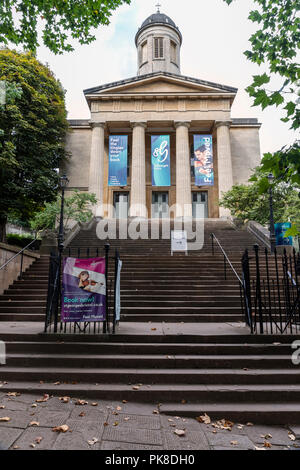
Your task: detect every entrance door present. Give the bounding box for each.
[152,192,169,219]
[114,192,129,219]
[192,192,208,219]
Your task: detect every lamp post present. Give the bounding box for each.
[55,174,69,333]
[58,174,69,256]
[268,173,276,253]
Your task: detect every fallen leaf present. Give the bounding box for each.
[75,399,88,406]
[0,417,10,422]
[153,409,159,415]
[35,437,43,444]
[36,394,50,403]
[29,421,40,427]
[116,406,122,411]
[0,405,5,409]
[12,445,19,449]
[91,403,98,407]
[196,414,211,425]
[52,425,69,433]
[181,400,187,404]
[288,432,296,441]
[113,422,119,426]
[122,400,128,404]
[88,438,99,446]
[264,441,272,448]
[104,422,109,426]
[59,397,70,403]
[6,392,21,397]
[151,328,157,331]
[246,422,254,426]
[79,412,85,417]
[132,386,140,391]
[261,434,272,440]
[53,382,61,385]
[174,429,186,437]
[30,443,36,448]
[231,441,238,446]
[31,404,37,408]
[124,417,130,422]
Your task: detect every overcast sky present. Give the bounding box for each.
[35,0,297,156]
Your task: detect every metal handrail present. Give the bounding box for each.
[0,239,38,280]
[210,233,242,284]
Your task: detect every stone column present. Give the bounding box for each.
[216,121,233,218]
[175,122,192,218]
[89,122,105,218]
[130,122,147,218]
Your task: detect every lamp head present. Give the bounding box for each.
[268,173,275,184]
[60,174,69,189]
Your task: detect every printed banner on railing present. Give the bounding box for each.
[193,135,214,186]
[109,135,128,187]
[61,257,106,323]
[151,135,171,187]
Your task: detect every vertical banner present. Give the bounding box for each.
[151,135,171,187]
[193,135,214,186]
[275,223,293,246]
[62,257,106,323]
[109,135,128,187]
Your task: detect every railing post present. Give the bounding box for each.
[224,255,227,281]
[103,242,110,334]
[211,233,214,255]
[254,244,264,334]
[19,251,24,280]
[242,249,253,332]
[113,249,120,335]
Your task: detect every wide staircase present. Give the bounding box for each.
[0,219,299,423]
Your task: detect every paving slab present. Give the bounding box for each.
[163,429,209,450]
[33,409,71,428]
[12,426,59,450]
[101,441,163,451]
[0,427,23,449]
[53,419,105,450]
[107,413,160,430]
[103,426,163,446]
[244,425,295,446]
[0,410,33,429]
[206,431,256,450]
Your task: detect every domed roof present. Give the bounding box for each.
[141,12,177,29]
[135,11,182,45]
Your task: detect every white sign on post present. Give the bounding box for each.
[171,231,188,255]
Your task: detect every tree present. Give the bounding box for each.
[224,0,300,183]
[0,49,69,242]
[30,191,97,233]
[0,0,131,55]
[220,168,300,235]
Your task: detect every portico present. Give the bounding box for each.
[65,9,262,220]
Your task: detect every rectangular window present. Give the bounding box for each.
[170,41,177,63]
[141,42,147,63]
[154,38,164,59]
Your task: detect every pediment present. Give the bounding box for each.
[84,73,237,97]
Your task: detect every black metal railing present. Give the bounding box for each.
[211,233,252,327]
[241,245,300,335]
[44,243,121,335]
[0,239,38,280]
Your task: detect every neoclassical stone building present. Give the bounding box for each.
[65,8,262,219]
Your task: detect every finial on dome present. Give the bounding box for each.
[156,2,161,13]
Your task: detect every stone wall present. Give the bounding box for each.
[0,243,40,295]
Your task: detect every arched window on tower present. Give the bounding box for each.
[154,38,164,59]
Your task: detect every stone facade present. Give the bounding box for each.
[64,10,262,219]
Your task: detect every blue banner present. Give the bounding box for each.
[151,135,171,187]
[275,223,293,246]
[109,136,128,187]
[193,135,214,186]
